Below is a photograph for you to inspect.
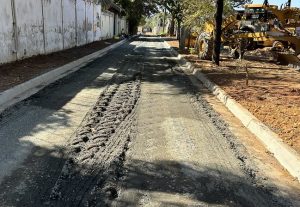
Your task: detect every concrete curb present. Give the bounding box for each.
[163,40,300,181]
[0,39,129,113]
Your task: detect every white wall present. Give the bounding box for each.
[0,0,128,65]
[120,18,127,34]
[110,13,115,38]
[115,16,127,36]
[93,4,101,41]
[101,11,114,39]
[43,0,64,53]
[0,0,16,63]
[63,0,76,49]
[76,0,86,46]
[114,13,119,36]
[86,1,94,43]
[15,0,44,59]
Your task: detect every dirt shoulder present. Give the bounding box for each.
[166,39,300,154]
[0,39,119,92]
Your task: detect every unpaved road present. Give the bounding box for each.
[0,36,299,206]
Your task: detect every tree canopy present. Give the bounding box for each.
[114,0,158,34]
[113,0,253,34]
[181,0,252,29]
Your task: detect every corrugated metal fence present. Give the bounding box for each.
[0,0,128,65]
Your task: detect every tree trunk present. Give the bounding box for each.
[212,0,224,66]
[179,27,188,51]
[177,20,181,41]
[169,16,175,36]
[163,9,166,34]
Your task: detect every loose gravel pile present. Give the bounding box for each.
[47,77,141,206]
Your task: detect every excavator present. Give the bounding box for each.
[194,0,300,66]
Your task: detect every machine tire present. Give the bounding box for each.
[272,41,285,52]
[231,49,240,59]
[197,34,213,60]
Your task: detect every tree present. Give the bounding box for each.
[114,0,158,34]
[156,0,183,38]
[180,0,252,64]
[212,0,224,65]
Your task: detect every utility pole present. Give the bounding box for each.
[212,0,224,65]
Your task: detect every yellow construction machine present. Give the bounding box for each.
[195,0,300,66]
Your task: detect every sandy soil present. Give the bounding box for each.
[0,39,119,92]
[166,39,300,154]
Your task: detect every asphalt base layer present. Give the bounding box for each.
[0,36,298,206]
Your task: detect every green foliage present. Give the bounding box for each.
[111,0,253,34]
[182,0,215,29]
[181,0,252,31]
[139,16,147,26]
[114,0,158,34]
[144,12,165,28]
[156,0,183,21]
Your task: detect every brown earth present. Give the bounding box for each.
[0,39,119,92]
[166,39,300,154]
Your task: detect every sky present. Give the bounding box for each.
[251,0,300,7]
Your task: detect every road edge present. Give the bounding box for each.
[0,38,131,113]
[163,40,300,182]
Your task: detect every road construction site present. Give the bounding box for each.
[0,36,300,207]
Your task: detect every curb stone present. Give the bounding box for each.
[0,38,130,113]
[163,40,300,182]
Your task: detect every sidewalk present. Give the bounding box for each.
[0,39,119,92]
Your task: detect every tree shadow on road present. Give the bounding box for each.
[0,143,68,206]
[114,159,292,207]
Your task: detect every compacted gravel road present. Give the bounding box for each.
[0,36,299,207]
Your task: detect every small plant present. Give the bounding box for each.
[239,59,249,86]
[160,32,167,37]
[189,48,196,54]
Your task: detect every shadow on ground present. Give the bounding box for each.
[114,159,292,207]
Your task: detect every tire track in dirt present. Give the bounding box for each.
[46,76,141,206]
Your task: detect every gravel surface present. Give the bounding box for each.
[0,36,298,207]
